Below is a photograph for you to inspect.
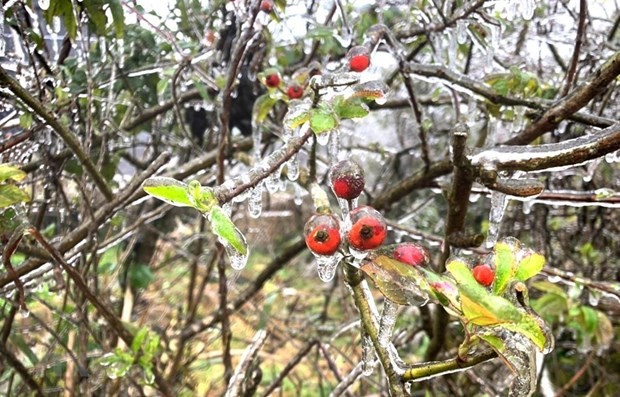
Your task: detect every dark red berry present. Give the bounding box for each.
[347,46,371,72]
[304,214,341,256]
[265,73,281,88]
[260,0,273,12]
[393,243,429,267]
[287,85,304,99]
[472,264,495,287]
[329,160,365,200]
[348,206,387,251]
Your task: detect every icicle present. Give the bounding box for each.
[223,239,249,270]
[248,183,263,218]
[328,128,340,164]
[520,0,535,21]
[286,154,299,181]
[447,30,457,69]
[252,121,262,160]
[294,183,304,205]
[522,200,533,215]
[316,131,330,146]
[316,252,343,282]
[456,20,468,44]
[51,16,61,55]
[377,299,398,348]
[0,4,5,57]
[265,167,280,193]
[486,190,508,248]
[361,333,377,376]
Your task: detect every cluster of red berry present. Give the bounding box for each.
[304,160,429,269]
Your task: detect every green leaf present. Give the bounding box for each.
[46,0,77,39]
[580,306,599,334]
[129,264,154,290]
[493,240,517,295]
[19,113,33,129]
[142,177,193,208]
[0,164,27,183]
[209,205,248,256]
[310,107,338,134]
[253,94,279,124]
[0,185,31,208]
[515,252,545,282]
[108,0,125,38]
[131,328,149,354]
[333,97,369,120]
[478,333,506,353]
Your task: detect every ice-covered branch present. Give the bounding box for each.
[401,349,497,382]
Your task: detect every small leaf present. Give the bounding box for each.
[19,113,33,129]
[129,264,154,290]
[478,333,506,353]
[131,328,149,354]
[253,94,279,123]
[310,107,338,134]
[0,185,31,208]
[515,252,545,281]
[142,177,193,208]
[0,164,27,183]
[333,97,369,119]
[209,205,248,256]
[493,240,517,295]
[186,180,217,212]
[108,0,125,38]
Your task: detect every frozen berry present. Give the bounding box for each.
[304,214,341,256]
[393,243,429,267]
[287,85,304,99]
[347,46,371,72]
[348,206,387,251]
[265,73,281,88]
[472,264,495,287]
[329,159,365,200]
[260,0,273,12]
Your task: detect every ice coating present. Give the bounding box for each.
[377,299,398,348]
[456,20,468,44]
[361,333,377,376]
[286,154,300,181]
[248,183,263,218]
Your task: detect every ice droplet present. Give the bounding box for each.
[520,0,535,21]
[522,201,533,215]
[486,190,508,248]
[286,155,300,181]
[265,166,281,193]
[361,334,377,376]
[315,252,342,282]
[38,0,50,11]
[223,239,249,270]
[316,131,330,146]
[588,290,600,306]
[456,20,468,44]
[248,183,263,218]
[378,299,398,348]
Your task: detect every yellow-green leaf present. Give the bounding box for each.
[515,252,545,281]
[142,177,193,208]
[0,164,27,183]
[209,205,247,256]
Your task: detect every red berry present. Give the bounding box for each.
[265,73,281,88]
[304,214,341,256]
[347,206,387,251]
[287,85,304,99]
[347,46,371,72]
[329,160,365,200]
[472,264,495,287]
[393,243,429,267]
[260,0,273,12]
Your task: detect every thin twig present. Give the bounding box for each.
[560,0,587,97]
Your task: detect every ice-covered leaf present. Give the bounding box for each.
[209,205,248,257]
[253,94,279,123]
[0,185,31,208]
[0,164,27,183]
[515,252,545,282]
[283,106,311,130]
[142,177,193,208]
[501,312,548,351]
[310,107,338,134]
[360,254,430,306]
[493,240,517,295]
[333,97,369,119]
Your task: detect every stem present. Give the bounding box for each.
[401,349,497,382]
